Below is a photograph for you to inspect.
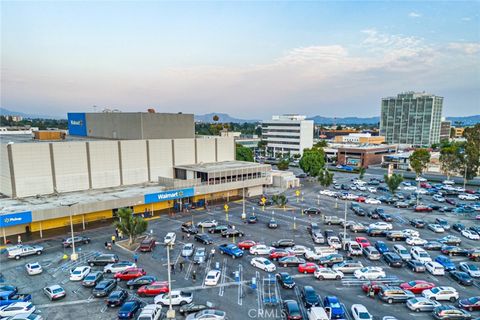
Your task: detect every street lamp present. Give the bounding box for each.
[166,243,175,319]
[343,200,347,250]
[317,194,320,206]
[61,202,79,261]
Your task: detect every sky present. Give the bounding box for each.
[1,1,479,119]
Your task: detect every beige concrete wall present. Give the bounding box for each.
[149,139,173,179]
[120,140,148,185]
[0,144,12,197]
[196,138,216,163]
[89,141,121,189]
[52,142,90,193]
[11,143,53,197]
[216,137,235,161]
[173,139,196,165]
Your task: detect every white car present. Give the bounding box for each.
[403,186,417,191]
[422,286,459,302]
[368,222,393,230]
[357,186,367,191]
[416,177,427,182]
[459,194,478,201]
[181,243,195,257]
[0,303,35,318]
[351,304,373,320]
[313,268,344,280]
[415,188,428,195]
[304,250,321,261]
[402,229,420,238]
[154,290,193,306]
[406,237,428,246]
[354,267,386,280]
[345,194,358,200]
[69,266,91,281]
[367,187,377,193]
[443,180,455,185]
[204,270,221,286]
[103,261,136,273]
[461,229,480,240]
[250,257,276,272]
[365,198,381,205]
[25,262,43,275]
[249,245,274,255]
[410,247,432,263]
[286,245,309,256]
[164,232,176,245]
[320,190,335,196]
[197,220,218,228]
[425,261,445,276]
[428,224,445,233]
[459,262,480,278]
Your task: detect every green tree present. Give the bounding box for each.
[318,169,334,188]
[113,208,148,245]
[462,124,480,180]
[212,114,219,122]
[358,167,366,180]
[277,159,289,170]
[271,194,287,208]
[235,144,254,162]
[299,148,325,177]
[409,149,431,177]
[384,173,404,195]
[440,144,462,180]
[313,140,328,149]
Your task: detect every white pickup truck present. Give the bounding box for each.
[6,245,44,260]
[154,290,193,306]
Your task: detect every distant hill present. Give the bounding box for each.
[0,108,63,119]
[307,116,380,125]
[446,115,480,126]
[194,113,260,123]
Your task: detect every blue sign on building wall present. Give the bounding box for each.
[0,211,32,228]
[67,113,87,136]
[144,188,195,204]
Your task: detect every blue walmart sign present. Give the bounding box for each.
[0,211,32,228]
[67,113,87,136]
[144,188,195,204]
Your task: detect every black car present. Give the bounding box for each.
[379,213,393,222]
[267,218,278,229]
[303,208,321,215]
[106,289,128,307]
[452,223,466,232]
[88,254,119,267]
[449,271,474,286]
[428,203,442,211]
[272,239,295,248]
[341,184,350,190]
[118,300,142,319]
[318,254,344,267]
[301,286,321,308]
[324,229,336,239]
[383,252,403,267]
[367,211,380,219]
[221,229,244,238]
[406,260,426,273]
[92,279,117,297]
[208,225,230,234]
[181,222,199,234]
[276,272,296,289]
[410,219,426,228]
[367,228,387,237]
[352,206,365,216]
[441,245,469,256]
[62,235,91,248]
[445,198,456,205]
[126,275,157,290]
[282,300,302,320]
[179,303,209,315]
[82,271,104,287]
[377,186,388,192]
[307,223,321,235]
[194,233,213,245]
[469,226,480,234]
[424,241,443,251]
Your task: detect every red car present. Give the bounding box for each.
[355,237,371,248]
[414,205,433,212]
[465,189,477,194]
[269,249,294,261]
[298,263,319,274]
[420,182,432,189]
[356,196,366,203]
[137,281,169,296]
[238,240,256,250]
[361,281,382,294]
[139,238,156,252]
[114,268,146,281]
[399,280,435,294]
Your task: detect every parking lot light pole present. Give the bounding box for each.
[166,243,175,319]
[317,194,320,206]
[62,202,79,261]
[343,200,347,250]
[293,216,297,230]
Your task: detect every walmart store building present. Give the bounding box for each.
[0,115,271,243]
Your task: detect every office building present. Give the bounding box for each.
[380,92,444,146]
[440,120,451,141]
[262,114,313,156]
[336,145,397,168]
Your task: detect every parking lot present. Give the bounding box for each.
[1,170,479,320]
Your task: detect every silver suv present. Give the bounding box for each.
[393,245,411,261]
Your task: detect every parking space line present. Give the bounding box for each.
[37,298,103,308]
[218,258,227,297]
[294,285,308,319]
[184,260,194,280]
[237,264,243,305]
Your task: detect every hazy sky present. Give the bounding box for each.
[1,1,479,119]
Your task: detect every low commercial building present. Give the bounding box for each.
[334,133,385,144]
[336,145,397,168]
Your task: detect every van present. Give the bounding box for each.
[346,241,362,256]
[425,261,445,275]
[137,304,161,320]
[308,306,330,320]
[314,247,337,257]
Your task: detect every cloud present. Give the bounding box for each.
[408,12,422,18]
[461,17,471,21]
[448,42,480,55]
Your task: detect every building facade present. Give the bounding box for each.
[380,92,443,146]
[334,133,385,144]
[262,114,313,156]
[440,120,451,141]
[336,145,397,168]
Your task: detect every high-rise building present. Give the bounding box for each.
[262,114,313,156]
[380,92,443,146]
[440,120,451,141]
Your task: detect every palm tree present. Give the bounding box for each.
[113,208,148,245]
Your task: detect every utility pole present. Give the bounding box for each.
[343,200,347,250]
[166,244,175,319]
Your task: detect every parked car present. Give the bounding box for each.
[383,252,403,267]
[393,245,411,261]
[114,268,146,281]
[250,257,276,272]
[43,285,66,301]
[410,219,426,228]
[422,286,459,302]
[363,246,381,261]
[69,266,91,281]
[458,296,480,312]
[82,271,104,287]
[425,262,445,276]
[137,281,169,297]
[378,286,415,304]
[332,261,363,274]
[104,261,136,274]
[139,238,156,252]
[400,280,435,294]
[194,234,213,245]
[323,296,344,319]
[434,255,456,271]
[0,303,35,318]
[386,231,407,242]
[459,262,480,278]
[117,300,142,319]
[181,243,195,257]
[441,245,469,256]
[106,289,128,307]
[351,304,372,320]
[278,256,305,267]
[126,275,157,290]
[282,300,303,320]
[154,291,193,306]
[185,310,226,320]
[271,239,295,248]
[88,254,119,267]
[432,305,471,320]
[204,270,221,286]
[276,272,296,289]
[301,286,321,308]
[25,262,43,276]
[406,297,441,312]
[406,260,426,273]
[354,267,385,280]
[314,268,343,280]
[92,280,117,297]
[62,236,91,248]
[449,271,474,286]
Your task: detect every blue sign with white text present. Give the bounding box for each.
[0,211,32,228]
[144,188,195,204]
[67,113,87,136]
